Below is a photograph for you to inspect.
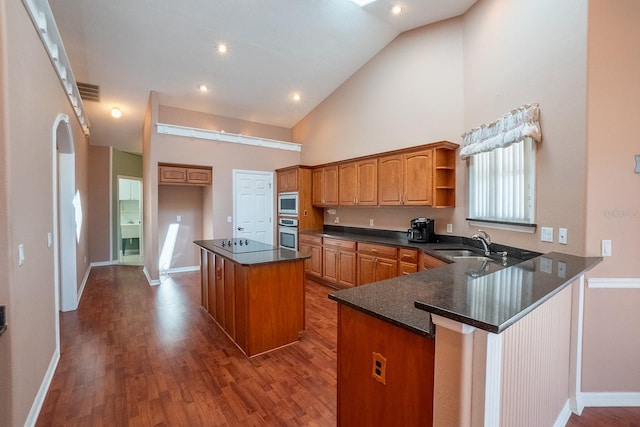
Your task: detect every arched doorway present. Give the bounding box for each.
[53,115,78,313]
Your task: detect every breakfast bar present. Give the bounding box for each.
[194,239,309,357]
[329,250,602,426]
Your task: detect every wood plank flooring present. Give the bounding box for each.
[37,266,337,426]
[36,265,639,426]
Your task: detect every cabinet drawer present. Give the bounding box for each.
[357,243,397,259]
[399,262,418,276]
[398,248,418,264]
[323,238,356,251]
[299,233,322,246]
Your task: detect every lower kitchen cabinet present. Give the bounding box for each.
[421,252,448,270]
[323,238,357,288]
[398,248,419,275]
[299,233,323,279]
[337,304,435,426]
[357,242,398,286]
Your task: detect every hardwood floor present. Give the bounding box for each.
[36,265,639,426]
[37,266,337,426]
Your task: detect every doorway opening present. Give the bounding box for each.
[117,176,143,265]
[54,115,78,313]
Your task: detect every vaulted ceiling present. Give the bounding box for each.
[49,0,476,153]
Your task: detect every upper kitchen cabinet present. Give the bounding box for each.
[158,163,212,186]
[338,159,377,206]
[275,166,324,231]
[277,167,298,193]
[119,179,141,200]
[312,165,339,207]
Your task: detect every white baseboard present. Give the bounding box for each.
[90,260,119,267]
[24,348,60,427]
[76,264,92,307]
[579,392,640,407]
[143,267,161,286]
[161,265,200,274]
[553,400,572,427]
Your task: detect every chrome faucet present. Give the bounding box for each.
[471,229,491,256]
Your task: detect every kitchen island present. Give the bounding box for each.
[194,239,309,357]
[330,251,602,426]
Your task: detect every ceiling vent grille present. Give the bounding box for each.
[77,82,100,102]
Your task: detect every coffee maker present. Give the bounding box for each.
[407,218,435,243]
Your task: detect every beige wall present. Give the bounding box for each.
[88,145,111,262]
[582,0,640,392]
[2,1,90,425]
[144,101,301,280]
[158,185,203,269]
[0,1,11,424]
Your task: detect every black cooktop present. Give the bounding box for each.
[212,238,276,254]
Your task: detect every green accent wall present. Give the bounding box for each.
[112,149,143,260]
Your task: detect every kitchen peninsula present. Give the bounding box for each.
[194,238,309,357]
[330,248,602,426]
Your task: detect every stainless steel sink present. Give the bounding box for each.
[434,249,488,259]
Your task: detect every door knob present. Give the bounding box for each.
[237,227,244,231]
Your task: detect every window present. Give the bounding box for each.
[468,137,535,225]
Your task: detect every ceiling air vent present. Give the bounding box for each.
[77,82,100,102]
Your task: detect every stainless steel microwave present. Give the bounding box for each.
[278,192,298,216]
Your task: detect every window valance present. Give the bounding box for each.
[460,103,541,159]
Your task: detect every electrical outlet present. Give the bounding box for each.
[177,215,182,222]
[369,218,374,226]
[227,216,232,223]
[446,224,453,233]
[558,228,568,245]
[372,352,387,385]
[541,227,553,243]
[602,240,612,256]
[334,217,339,224]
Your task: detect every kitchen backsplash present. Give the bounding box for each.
[322,206,454,234]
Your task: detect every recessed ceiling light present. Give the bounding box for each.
[216,43,228,55]
[198,84,209,92]
[292,92,302,102]
[111,107,122,119]
[391,4,404,15]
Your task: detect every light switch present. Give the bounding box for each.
[601,240,612,257]
[446,224,453,233]
[227,216,232,223]
[47,232,53,248]
[176,215,182,222]
[541,227,553,243]
[635,155,640,173]
[18,244,24,266]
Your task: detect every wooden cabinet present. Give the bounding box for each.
[337,304,435,426]
[421,252,449,271]
[277,167,298,193]
[312,166,339,206]
[378,149,433,206]
[398,248,419,276]
[159,163,212,186]
[338,160,377,206]
[323,238,356,288]
[357,243,398,286]
[433,147,457,207]
[199,248,305,357]
[299,233,323,278]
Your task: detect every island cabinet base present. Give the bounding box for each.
[337,304,435,427]
[200,248,305,357]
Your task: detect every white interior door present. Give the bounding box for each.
[233,170,273,245]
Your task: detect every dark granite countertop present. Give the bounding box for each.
[329,251,602,337]
[194,240,310,266]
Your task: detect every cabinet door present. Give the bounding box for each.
[300,242,311,275]
[337,251,357,288]
[277,168,298,193]
[339,163,357,206]
[323,247,339,283]
[375,258,398,282]
[187,168,212,185]
[224,260,236,340]
[404,150,433,206]
[215,255,225,328]
[207,252,216,317]
[119,180,131,200]
[159,166,187,184]
[356,160,378,206]
[323,166,339,206]
[357,254,376,286]
[378,155,403,205]
[309,245,323,278]
[312,169,324,206]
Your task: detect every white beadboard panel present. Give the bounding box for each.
[587,278,640,289]
[500,286,573,427]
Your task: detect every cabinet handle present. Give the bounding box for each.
[370,248,378,252]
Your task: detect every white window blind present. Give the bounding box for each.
[469,137,535,225]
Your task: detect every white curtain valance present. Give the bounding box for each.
[460,103,541,158]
